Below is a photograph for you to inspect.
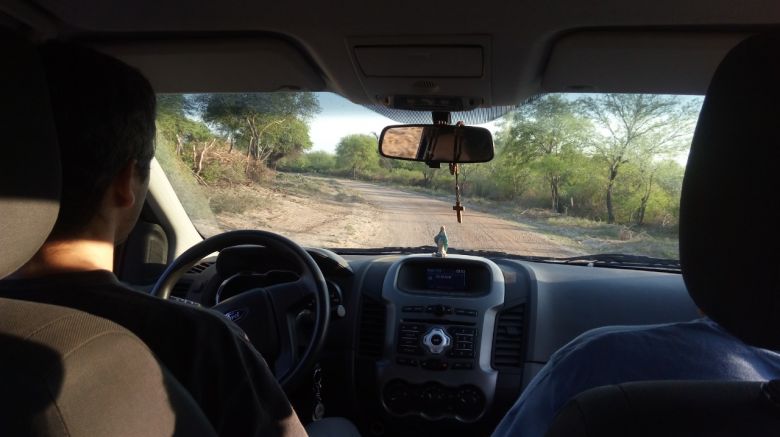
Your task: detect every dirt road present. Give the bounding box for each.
[333,179,578,257]
[215,176,579,257]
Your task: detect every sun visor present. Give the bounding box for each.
[348,36,492,110]
[95,38,326,93]
[542,31,747,95]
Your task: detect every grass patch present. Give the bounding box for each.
[274,173,364,204]
[369,179,680,259]
[154,134,217,223]
[209,192,265,215]
[527,218,679,259]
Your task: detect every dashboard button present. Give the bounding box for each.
[400,323,424,332]
[396,357,419,366]
[423,327,451,354]
[454,308,478,317]
[448,350,475,358]
[426,305,453,316]
[452,362,474,370]
[398,345,423,355]
[420,359,449,371]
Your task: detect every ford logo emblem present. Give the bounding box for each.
[224,309,247,323]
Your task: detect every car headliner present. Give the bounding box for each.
[1,0,776,107]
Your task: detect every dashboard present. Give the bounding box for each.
[170,248,700,436]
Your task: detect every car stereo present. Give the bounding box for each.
[377,254,507,422]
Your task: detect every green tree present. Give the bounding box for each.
[647,160,686,227]
[496,95,591,211]
[156,94,217,179]
[157,94,209,154]
[265,118,314,168]
[303,151,337,173]
[581,94,698,224]
[336,134,379,179]
[196,93,320,165]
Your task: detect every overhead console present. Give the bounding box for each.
[347,35,493,111]
[377,254,505,422]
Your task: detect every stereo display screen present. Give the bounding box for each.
[425,267,467,291]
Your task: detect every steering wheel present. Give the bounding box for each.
[151,230,330,393]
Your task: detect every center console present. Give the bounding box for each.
[378,254,505,422]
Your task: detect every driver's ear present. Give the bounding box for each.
[109,160,139,209]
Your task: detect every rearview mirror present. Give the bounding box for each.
[378,124,494,163]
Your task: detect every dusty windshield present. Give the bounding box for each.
[155,92,702,260]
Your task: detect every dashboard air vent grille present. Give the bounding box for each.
[358,296,386,358]
[492,304,527,369]
[170,280,192,298]
[187,261,214,274]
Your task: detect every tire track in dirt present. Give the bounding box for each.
[214,176,579,258]
[334,179,580,258]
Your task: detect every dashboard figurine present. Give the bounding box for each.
[434,226,449,258]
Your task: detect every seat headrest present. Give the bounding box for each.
[680,33,780,350]
[0,38,61,279]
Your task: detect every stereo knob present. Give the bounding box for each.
[423,327,451,354]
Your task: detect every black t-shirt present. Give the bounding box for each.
[0,270,294,436]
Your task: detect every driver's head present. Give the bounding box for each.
[40,42,156,243]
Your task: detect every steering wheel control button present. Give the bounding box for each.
[423,327,451,354]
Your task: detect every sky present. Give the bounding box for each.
[308,93,501,153]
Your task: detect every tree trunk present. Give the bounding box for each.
[191,144,197,170]
[192,139,216,177]
[550,175,560,213]
[175,133,184,156]
[636,173,654,226]
[246,116,260,161]
[606,165,619,224]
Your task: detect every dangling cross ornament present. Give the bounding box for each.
[450,162,464,223]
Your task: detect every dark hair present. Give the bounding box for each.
[39,42,156,237]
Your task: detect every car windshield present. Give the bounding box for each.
[155,92,703,261]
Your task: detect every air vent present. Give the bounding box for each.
[187,261,214,274]
[492,304,527,369]
[170,280,192,299]
[357,296,386,358]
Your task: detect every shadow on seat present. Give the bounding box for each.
[0,297,217,437]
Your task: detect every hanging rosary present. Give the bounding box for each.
[450,162,464,223]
